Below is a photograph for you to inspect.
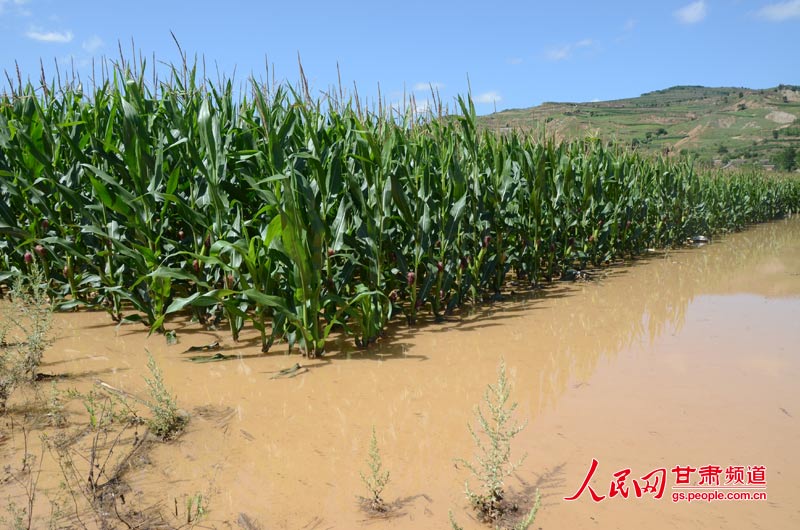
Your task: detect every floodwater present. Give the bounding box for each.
[2,216,799,529]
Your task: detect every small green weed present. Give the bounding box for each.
[44,381,66,427]
[360,426,391,512]
[143,350,186,439]
[454,359,540,529]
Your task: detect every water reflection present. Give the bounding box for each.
[524,216,800,413]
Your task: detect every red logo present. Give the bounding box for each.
[565,460,767,503]
[564,459,666,502]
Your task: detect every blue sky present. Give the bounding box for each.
[1,0,799,113]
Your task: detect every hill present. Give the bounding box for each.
[478,85,800,170]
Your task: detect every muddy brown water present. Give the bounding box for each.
[2,216,799,529]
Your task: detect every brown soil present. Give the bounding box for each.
[673,123,705,151]
[766,110,797,125]
[2,216,800,529]
[717,116,736,129]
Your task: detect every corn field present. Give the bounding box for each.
[2,61,799,356]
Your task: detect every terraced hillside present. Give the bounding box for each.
[479,85,800,169]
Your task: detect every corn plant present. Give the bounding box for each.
[0,53,798,355]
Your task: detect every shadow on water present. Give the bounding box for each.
[384,216,795,337]
[519,462,569,508]
[47,218,800,393]
[183,217,799,387]
[343,216,800,416]
[35,366,129,381]
[355,493,433,525]
[540,217,800,409]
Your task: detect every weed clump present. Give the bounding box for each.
[143,350,186,439]
[48,392,148,529]
[360,426,391,513]
[0,264,53,411]
[454,359,540,529]
[45,381,67,428]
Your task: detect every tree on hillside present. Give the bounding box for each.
[775,146,797,171]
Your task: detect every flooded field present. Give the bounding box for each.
[2,216,799,529]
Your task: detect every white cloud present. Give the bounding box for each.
[413,81,444,92]
[414,99,432,113]
[0,0,29,15]
[545,38,594,61]
[674,1,707,24]
[474,91,502,104]
[59,53,92,69]
[506,57,523,65]
[546,46,571,62]
[82,35,104,53]
[615,19,637,43]
[757,0,800,21]
[388,98,434,115]
[26,28,73,43]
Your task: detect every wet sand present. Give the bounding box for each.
[2,216,799,529]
